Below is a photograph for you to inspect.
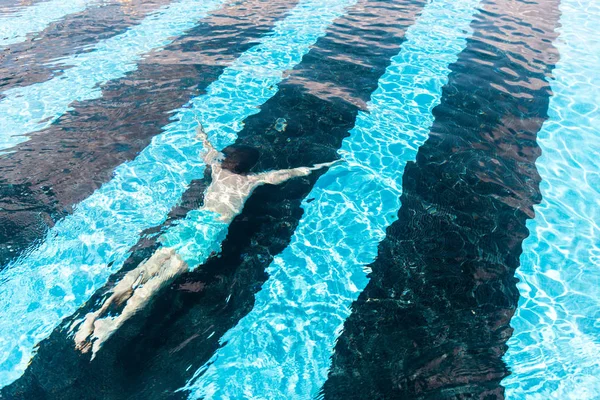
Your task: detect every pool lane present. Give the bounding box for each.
[503,0,600,398]
[0,0,229,154]
[321,0,561,397]
[0,0,98,47]
[0,0,170,94]
[0,0,298,272]
[0,0,429,397]
[0,0,357,389]
[185,0,481,397]
[3,0,427,397]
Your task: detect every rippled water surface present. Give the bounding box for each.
[0,0,598,398]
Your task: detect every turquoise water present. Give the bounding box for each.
[502,0,600,397]
[0,0,599,397]
[0,0,93,47]
[0,0,225,153]
[0,0,355,386]
[185,0,481,397]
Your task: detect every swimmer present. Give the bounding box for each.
[73,247,187,356]
[197,123,340,223]
[74,123,341,357]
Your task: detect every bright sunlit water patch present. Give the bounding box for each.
[0,0,356,387]
[183,0,481,397]
[502,0,600,398]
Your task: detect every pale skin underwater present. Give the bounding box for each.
[74,124,342,357]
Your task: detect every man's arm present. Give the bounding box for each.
[256,159,343,186]
[196,123,222,166]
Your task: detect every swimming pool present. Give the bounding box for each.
[0,0,598,398]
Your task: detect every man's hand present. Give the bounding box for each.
[196,122,208,142]
[309,158,345,171]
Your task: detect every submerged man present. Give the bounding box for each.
[74,124,340,357]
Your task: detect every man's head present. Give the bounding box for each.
[221,145,260,175]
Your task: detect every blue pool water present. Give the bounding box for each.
[186,0,480,396]
[0,0,598,398]
[0,0,93,47]
[0,0,356,385]
[0,0,225,152]
[503,0,600,397]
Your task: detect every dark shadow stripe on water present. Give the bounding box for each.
[0,0,170,95]
[1,0,427,398]
[320,0,561,398]
[0,0,299,268]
